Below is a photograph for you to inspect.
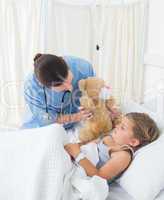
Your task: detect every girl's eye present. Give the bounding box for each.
[121,126,125,130]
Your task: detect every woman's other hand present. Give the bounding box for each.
[78,106,93,120]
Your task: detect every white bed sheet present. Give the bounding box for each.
[107,183,134,200]
[107,183,164,200]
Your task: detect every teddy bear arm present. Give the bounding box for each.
[102,118,113,135]
[105,96,116,110]
[112,113,122,127]
[80,96,95,110]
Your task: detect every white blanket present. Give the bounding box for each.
[58,125,109,200]
[62,164,109,200]
[0,124,108,200]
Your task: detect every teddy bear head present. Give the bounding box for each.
[78,77,105,100]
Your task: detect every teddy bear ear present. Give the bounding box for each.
[78,79,86,91]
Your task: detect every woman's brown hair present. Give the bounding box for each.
[33,53,69,88]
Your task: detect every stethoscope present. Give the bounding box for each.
[43,86,72,121]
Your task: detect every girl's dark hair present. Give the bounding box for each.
[33,53,69,87]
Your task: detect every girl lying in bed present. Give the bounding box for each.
[64,112,160,181]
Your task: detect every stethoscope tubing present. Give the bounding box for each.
[43,87,72,120]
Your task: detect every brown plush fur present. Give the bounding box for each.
[78,77,122,142]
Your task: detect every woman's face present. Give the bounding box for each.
[51,70,73,92]
[112,116,140,147]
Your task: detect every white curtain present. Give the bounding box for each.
[91,0,148,103]
[0,0,148,128]
[0,0,45,128]
[44,1,92,58]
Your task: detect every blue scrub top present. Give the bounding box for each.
[22,56,95,129]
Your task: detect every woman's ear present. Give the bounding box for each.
[129,138,140,147]
[78,79,86,92]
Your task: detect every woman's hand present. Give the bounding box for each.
[64,143,81,159]
[77,106,93,121]
[56,106,93,124]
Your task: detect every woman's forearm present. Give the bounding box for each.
[56,113,81,124]
[56,107,93,124]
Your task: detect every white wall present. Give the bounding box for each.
[143,0,164,115]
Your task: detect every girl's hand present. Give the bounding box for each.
[90,138,100,144]
[64,143,81,159]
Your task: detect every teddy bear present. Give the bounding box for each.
[78,77,122,142]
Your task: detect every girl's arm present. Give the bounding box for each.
[64,143,131,180]
[79,151,131,179]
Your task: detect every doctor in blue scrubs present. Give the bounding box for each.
[22,53,95,130]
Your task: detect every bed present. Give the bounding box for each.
[107,183,164,200]
[0,87,163,200]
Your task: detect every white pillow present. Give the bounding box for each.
[121,100,164,131]
[117,100,164,200]
[117,133,164,200]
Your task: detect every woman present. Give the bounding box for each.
[22,53,95,129]
[65,112,160,182]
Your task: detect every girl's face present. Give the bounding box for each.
[112,116,140,147]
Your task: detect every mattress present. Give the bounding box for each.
[107,183,164,200]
